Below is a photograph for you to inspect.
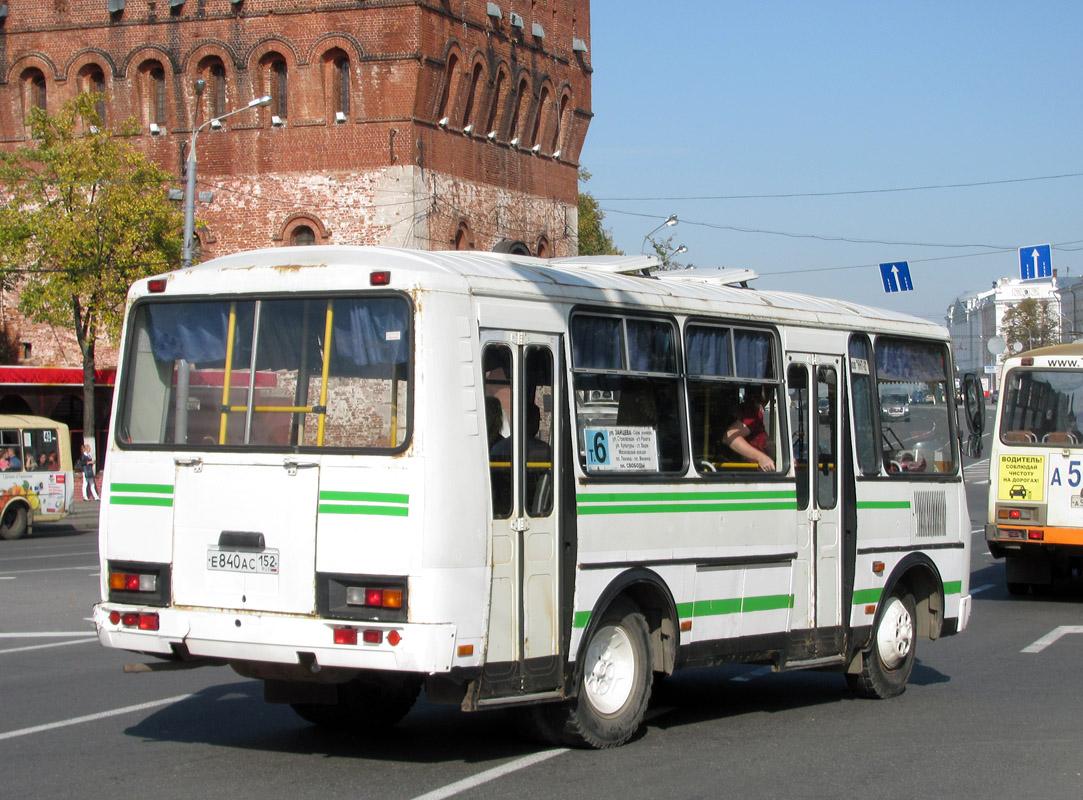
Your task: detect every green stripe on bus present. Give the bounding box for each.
[577,490,797,504]
[578,501,799,516]
[109,496,174,507]
[856,501,911,509]
[110,483,174,495]
[574,595,793,628]
[319,490,409,505]
[318,503,409,517]
[943,580,962,595]
[852,588,883,604]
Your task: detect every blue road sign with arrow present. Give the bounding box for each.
[1019,244,1052,280]
[879,261,913,293]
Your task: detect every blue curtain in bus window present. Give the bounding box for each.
[627,319,675,373]
[876,340,946,382]
[572,316,623,370]
[686,326,731,377]
[734,330,772,378]
[145,302,231,363]
[333,299,409,366]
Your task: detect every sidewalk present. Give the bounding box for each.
[66,498,101,533]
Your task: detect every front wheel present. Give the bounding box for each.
[531,600,652,749]
[847,590,916,699]
[0,504,28,540]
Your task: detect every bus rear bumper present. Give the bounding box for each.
[93,604,458,674]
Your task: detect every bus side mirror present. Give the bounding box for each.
[961,372,985,438]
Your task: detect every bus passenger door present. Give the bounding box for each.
[480,332,562,697]
[787,354,845,649]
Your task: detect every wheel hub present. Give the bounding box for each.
[876,596,914,670]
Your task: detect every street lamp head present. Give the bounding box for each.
[250,95,273,108]
[664,214,678,227]
[673,244,687,255]
[194,78,206,97]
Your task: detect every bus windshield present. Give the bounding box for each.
[1000,368,1083,445]
[118,295,411,451]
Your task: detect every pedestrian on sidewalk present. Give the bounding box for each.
[76,444,99,501]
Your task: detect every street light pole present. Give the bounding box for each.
[640,214,678,254]
[181,82,272,269]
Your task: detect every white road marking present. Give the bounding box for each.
[0,549,98,562]
[0,694,195,742]
[1022,625,1083,653]
[0,638,98,655]
[0,631,96,638]
[0,565,98,575]
[970,584,995,595]
[409,749,567,800]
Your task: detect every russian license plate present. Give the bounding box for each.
[207,548,279,574]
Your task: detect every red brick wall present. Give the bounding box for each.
[0,0,592,370]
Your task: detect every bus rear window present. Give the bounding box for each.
[118,295,411,451]
[1000,369,1083,445]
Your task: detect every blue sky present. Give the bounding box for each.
[578,2,1083,323]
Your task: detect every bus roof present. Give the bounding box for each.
[1004,342,1083,361]
[0,414,70,431]
[142,245,947,339]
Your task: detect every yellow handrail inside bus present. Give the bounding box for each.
[218,301,237,444]
[316,300,334,447]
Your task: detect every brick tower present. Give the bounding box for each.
[0,0,592,260]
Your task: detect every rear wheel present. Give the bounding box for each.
[291,673,422,730]
[0,504,28,540]
[847,590,916,699]
[530,600,652,749]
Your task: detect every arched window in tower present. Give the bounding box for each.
[453,222,472,250]
[323,49,351,118]
[461,61,484,132]
[536,236,551,259]
[552,92,571,156]
[437,52,460,124]
[485,66,508,139]
[261,54,288,120]
[209,62,227,118]
[139,61,168,128]
[509,76,530,145]
[20,68,47,119]
[291,225,316,247]
[79,64,107,127]
[530,86,551,151]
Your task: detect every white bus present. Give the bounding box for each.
[94,246,982,748]
[987,342,1083,593]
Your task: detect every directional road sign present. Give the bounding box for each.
[879,261,913,293]
[1019,244,1052,280]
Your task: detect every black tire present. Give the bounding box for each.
[847,590,917,699]
[0,504,28,540]
[1006,581,1029,596]
[531,600,652,749]
[291,673,421,730]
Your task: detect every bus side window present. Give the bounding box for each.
[484,345,513,519]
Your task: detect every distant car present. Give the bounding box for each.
[880,394,911,422]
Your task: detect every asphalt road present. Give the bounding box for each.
[3,434,1082,800]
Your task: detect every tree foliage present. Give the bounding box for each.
[577,168,622,256]
[0,93,183,444]
[1001,297,1059,352]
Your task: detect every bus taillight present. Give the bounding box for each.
[108,610,159,631]
[109,571,157,592]
[345,586,403,610]
[1028,529,1044,540]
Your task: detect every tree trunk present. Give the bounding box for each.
[82,338,96,457]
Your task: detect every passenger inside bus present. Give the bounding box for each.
[723,384,776,472]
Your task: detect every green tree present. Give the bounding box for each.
[577,168,622,256]
[0,93,182,449]
[1001,297,1059,352]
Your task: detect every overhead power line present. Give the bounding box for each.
[596,171,1083,202]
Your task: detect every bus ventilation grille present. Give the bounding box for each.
[914,491,947,538]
